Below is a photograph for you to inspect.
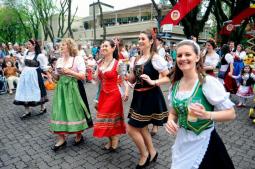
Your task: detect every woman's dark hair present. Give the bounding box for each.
[29,39,41,55]
[206,39,217,49]
[104,39,119,60]
[241,65,252,74]
[140,30,157,56]
[221,44,230,57]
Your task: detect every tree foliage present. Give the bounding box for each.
[4,0,78,43]
[0,7,30,43]
[212,0,253,44]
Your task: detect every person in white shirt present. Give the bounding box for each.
[156,36,166,58]
[203,39,220,76]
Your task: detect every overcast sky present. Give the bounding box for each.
[72,0,160,17]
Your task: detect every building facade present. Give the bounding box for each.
[71,2,210,45]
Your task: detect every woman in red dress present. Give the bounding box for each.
[93,39,128,151]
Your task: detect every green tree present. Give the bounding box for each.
[213,0,252,44]
[0,7,29,43]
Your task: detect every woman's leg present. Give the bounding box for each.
[7,76,14,93]
[103,137,112,149]
[141,126,157,161]
[127,124,149,165]
[111,135,119,149]
[151,125,159,136]
[55,134,65,146]
[75,133,82,141]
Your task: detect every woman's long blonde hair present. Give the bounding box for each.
[61,38,78,57]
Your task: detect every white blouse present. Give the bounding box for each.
[204,52,220,68]
[235,51,246,60]
[56,55,86,74]
[23,52,49,71]
[134,54,168,73]
[169,76,234,169]
[225,53,234,64]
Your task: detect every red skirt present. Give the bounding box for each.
[224,74,237,94]
[86,68,93,81]
[93,89,126,138]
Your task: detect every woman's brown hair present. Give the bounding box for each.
[169,39,206,84]
[139,30,157,57]
[61,38,78,57]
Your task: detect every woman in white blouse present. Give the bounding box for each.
[50,38,93,151]
[218,44,238,94]
[203,39,219,76]
[233,44,246,79]
[127,30,170,168]
[14,39,52,119]
[165,40,235,169]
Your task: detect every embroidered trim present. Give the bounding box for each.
[50,119,87,125]
[96,116,124,123]
[129,108,168,121]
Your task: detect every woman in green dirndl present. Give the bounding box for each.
[50,38,92,151]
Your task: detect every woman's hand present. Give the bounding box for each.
[58,68,72,76]
[122,92,129,102]
[188,103,210,120]
[165,119,179,135]
[140,74,154,85]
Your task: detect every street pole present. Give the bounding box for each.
[93,1,96,45]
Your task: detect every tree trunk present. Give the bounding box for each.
[151,0,162,32]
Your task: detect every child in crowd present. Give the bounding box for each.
[86,54,97,83]
[232,65,255,107]
[3,61,19,94]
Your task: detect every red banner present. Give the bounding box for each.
[160,0,202,26]
[220,5,255,35]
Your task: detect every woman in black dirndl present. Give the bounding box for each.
[127,30,170,169]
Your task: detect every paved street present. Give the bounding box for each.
[0,83,255,169]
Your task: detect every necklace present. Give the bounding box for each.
[100,58,114,72]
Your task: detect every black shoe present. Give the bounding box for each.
[136,154,150,169]
[51,141,67,152]
[20,112,31,119]
[150,152,158,163]
[39,108,47,114]
[73,136,84,146]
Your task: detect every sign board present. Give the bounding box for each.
[162,24,173,32]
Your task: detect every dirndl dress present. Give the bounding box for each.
[14,53,48,106]
[93,60,126,138]
[50,76,92,134]
[128,58,168,128]
[170,76,235,169]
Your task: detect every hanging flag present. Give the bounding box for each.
[160,0,202,26]
[220,4,255,35]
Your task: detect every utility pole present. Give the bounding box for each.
[93,2,96,45]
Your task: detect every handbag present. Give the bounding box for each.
[44,80,56,90]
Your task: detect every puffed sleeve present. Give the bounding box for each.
[75,55,86,74]
[202,76,235,110]
[239,51,246,60]
[225,53,234,64]
[37,53,49,71]
[151,54,168,72]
